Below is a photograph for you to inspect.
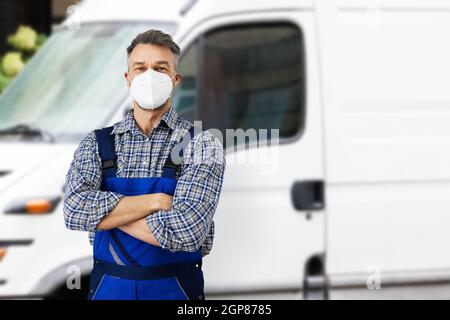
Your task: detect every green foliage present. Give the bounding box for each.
[2,52,25,77]
[0,25,47,94]
[0,71,11,94]
[7,25,38,52]
[36,33,48,49]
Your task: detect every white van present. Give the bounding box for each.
[1,0,450,299]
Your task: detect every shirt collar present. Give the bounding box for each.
[111,106,179,135]
[159,106,179,131]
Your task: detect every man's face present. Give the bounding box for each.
[125,43,181,91]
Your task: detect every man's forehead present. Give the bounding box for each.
[129,44,175,64]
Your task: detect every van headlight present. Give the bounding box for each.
[4,196,61,214]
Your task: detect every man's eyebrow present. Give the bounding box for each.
[154,60,170,66]
[131,61,146,67]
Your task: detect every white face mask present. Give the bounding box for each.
[129,69,175,110]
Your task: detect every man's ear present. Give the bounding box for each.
[124,72,131,87]
[173,73,182,88]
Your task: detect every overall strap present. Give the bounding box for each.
[94,126,117,179]
[162,126,199,179]
[94,127,140,267]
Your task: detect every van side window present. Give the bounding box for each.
[199,23,305,145]
[173,23,305,146]
[172,41,198,122]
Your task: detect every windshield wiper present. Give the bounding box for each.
[0,124,55,142]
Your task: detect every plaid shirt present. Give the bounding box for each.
[63,107,225,257]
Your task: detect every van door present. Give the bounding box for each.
[173,10,325,298]
[319,6,450,299]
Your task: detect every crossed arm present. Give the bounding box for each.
[63,130,225,253]
[97,193,173,247]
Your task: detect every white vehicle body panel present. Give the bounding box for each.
[0,0,449,299]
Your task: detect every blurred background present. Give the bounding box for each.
[0,0,79,93]
[1,0,450,300]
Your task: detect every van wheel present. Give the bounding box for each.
[303,253,328,300]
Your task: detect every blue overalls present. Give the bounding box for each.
[87,125,204,300]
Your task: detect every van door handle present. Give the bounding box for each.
[291,180,325,211]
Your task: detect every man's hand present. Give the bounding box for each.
[156,193,173,211]
[97,193,173,230]
[119,218,161,246]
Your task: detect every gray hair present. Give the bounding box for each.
[126,29,180,70]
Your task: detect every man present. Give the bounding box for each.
[63,29,225,300]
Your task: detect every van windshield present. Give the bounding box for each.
[0,23,176,142]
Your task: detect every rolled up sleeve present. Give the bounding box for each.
[63,131,124,232]
[146,131,225,253]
